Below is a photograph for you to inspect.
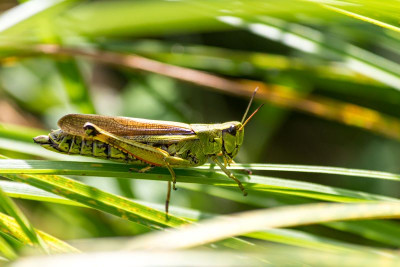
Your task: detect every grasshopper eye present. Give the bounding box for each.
[227,125,236,135]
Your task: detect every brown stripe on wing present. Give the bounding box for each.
[58,114,195,137]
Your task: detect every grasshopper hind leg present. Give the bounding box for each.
[164,160,177,191]
[83,122,178,216]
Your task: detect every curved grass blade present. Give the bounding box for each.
[124,202,400,250]
[0,158,255,250]
[0,188,49,254]
[184,184,400,248]
[0,181,389,256]
[10,247,400,267]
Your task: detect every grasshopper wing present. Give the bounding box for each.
[58,114,197,144]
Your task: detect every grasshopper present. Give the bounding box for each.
[33,89,262,214]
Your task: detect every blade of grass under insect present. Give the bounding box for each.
[198,163,400,182]
[3,159,400,249]
[0,181,387,255]
[0,211,78,253]
[3,160,400,248]
[0,188,49,254]
[0,160,397,203]
[124,202,400,250]
[0,160,255,251]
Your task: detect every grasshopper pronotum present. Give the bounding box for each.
[34,89,262,214]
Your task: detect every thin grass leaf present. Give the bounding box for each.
[245,229,389,255]
[218,16,400,91]
[1,180,383,254]
[0,180,205,220]
[0,211,78,253]
[2,158,400,249]
[322,3,400,33]
[0,0,65,34]
[124,202,400,250]
[0,188,49,254]
[10,247,400,267]
[0,160,397,203]
[197,163,400,182]
[0,234,17,260]
[184,184,400,248]
[0,123,45,143]
[0,171,189,229]
[55,59,96,114]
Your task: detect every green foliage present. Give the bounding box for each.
[1,0,400,265]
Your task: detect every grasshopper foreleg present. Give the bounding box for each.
[212,157,247,196]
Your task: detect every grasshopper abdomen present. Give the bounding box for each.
[34,129,143,164]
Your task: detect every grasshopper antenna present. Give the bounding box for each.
[241,87,259,124]
[239,103,264,131]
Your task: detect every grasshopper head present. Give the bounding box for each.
[221,87,264,163]
[221,121,244,161]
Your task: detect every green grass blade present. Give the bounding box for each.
[0,123,45,143]
[245,229,387,255]
[0,160,396,203]
[322,3,400,33]
[0,188,49,254]
[10,247,400,267]
[55,59,96,114]
[219,16,400,91]
[0,0,65,34]
[184,184,400,247]
[124,202,400,250]
[0,211,78,253]
[1,180,387,255]
[0,172,189,229]
[0,234,17,260]
[198,163,400,182]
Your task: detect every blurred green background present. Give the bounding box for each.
[1,0,400,264]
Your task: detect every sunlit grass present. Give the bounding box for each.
[1,0,400,265]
